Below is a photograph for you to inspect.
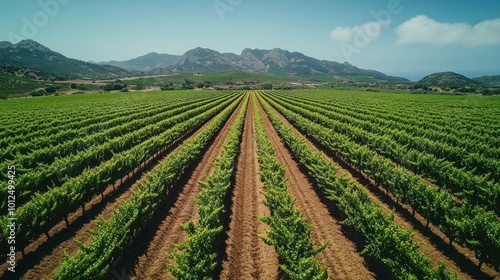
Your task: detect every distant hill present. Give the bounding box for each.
[473,75,500,86]
[99,52,180,72]
[170,47,409,83]
[0,40,129,78]
[417,72,481,88]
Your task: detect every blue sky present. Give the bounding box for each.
[1,0,499,80]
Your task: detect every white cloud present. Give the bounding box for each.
[330,20,391,43]
[395,15,500,47]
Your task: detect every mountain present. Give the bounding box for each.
[99,52,180,72]
[0,40,129,78]
[473,75,500,86]
[170,47,409,82]
[0,40,409,82]
[418,72,481,88]
[0,41,13,49]
[171,47,240,73]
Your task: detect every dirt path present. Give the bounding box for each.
[261,95,499,280]
[255,95,377,279]
[128,97,245,280]
[220,96,279,280]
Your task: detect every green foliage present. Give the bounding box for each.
[51,93,244,279]
[2,88,498,277]
[182,84,194,90]
[261,90,500,271]
[268,91,500,213]
[418,72,480,89]
[0,93,236,214]
[161,84,175,91]
[45,86,57,93]
[133,84,144,90]
[257,92,457,279]
[0,92,242,264]
[0,70,61,97]
[253,94,328,280]
[102,83,126,91]
[168,94,249,278]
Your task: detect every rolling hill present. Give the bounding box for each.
[473,75,500,86]
[417,72,481,88]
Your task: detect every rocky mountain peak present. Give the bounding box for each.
[13,39,56,54]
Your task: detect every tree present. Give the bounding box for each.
[45,86,57,93]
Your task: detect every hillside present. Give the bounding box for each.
[417,72,481,88]
[172,47,238,73]
[0,40,129,78]
[0,42,13,49]
[99,52,181,72]
[473,75,500,86]
[0,71,60,98]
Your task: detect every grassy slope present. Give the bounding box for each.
[0,73,58,98]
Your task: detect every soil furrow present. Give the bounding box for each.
[220,96,279,280]
[128,97,245,280]
[256,95,377,280]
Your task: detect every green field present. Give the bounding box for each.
[0,89,498,279]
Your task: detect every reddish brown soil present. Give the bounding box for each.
[261,94,499,280]
[220,97,279,280]
[255,96,377,279]
[129,97,245,280]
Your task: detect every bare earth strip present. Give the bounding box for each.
[220,96,279,280]
[263,97,499,280]
[128,98,245,280]
[255,96,377,280]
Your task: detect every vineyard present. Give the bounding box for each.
[0,89,498,279]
